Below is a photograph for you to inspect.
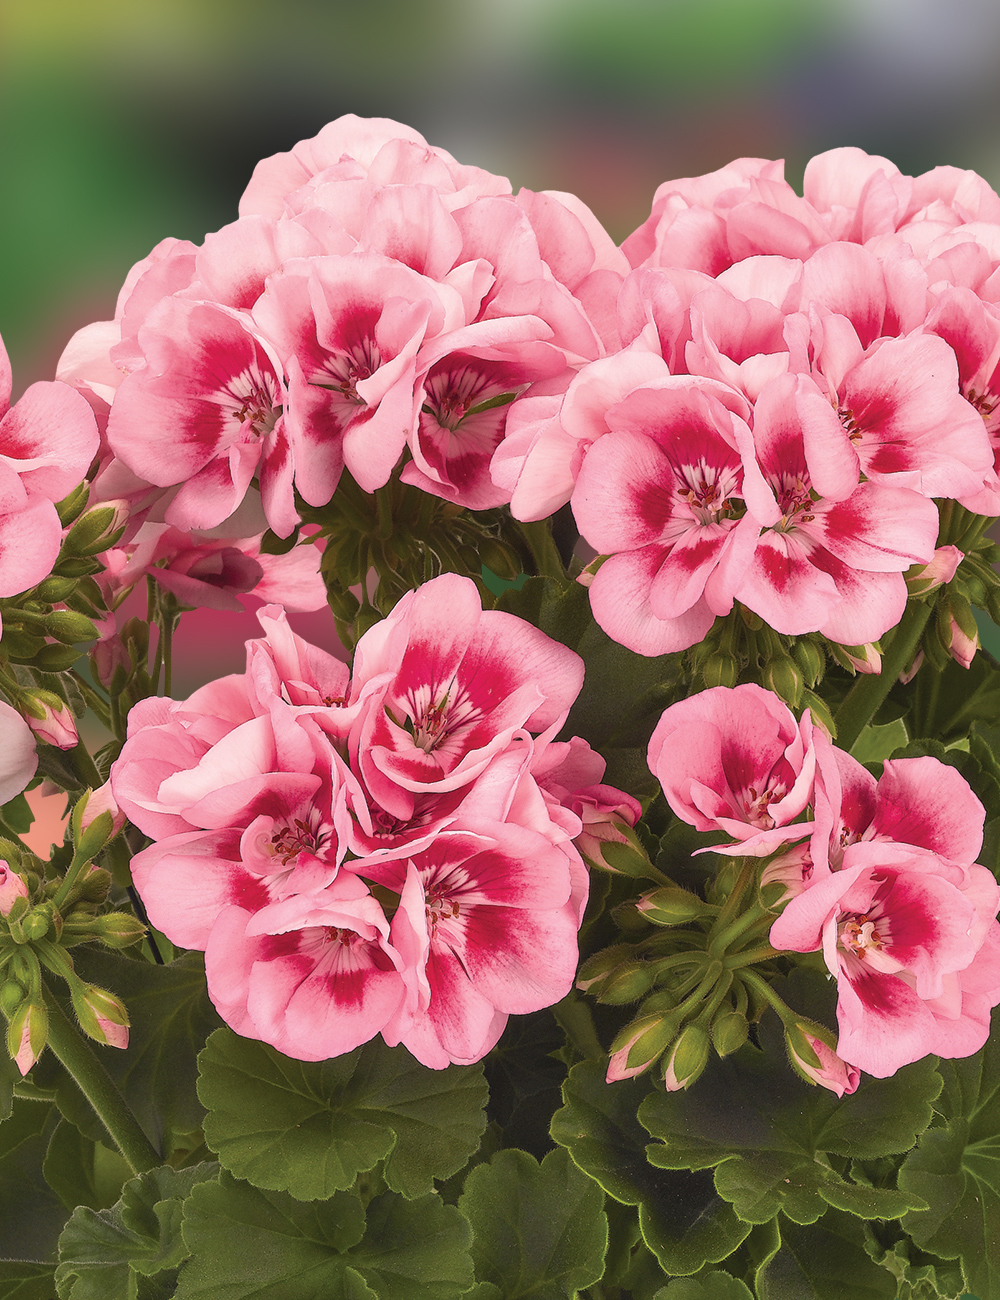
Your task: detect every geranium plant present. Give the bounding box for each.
[0,116,998,1299]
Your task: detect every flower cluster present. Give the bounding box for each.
[501,149,1000,654]
[111,573,636,1068]
[649,683,1000,1083]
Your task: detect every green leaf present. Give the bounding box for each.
[55,1162,219,1300]
[0,1098,70,1263]
[177,1173,473,1300]
[484,1007,566,1156]
[197,1028,488,1201]
[898,1011,1000,1300]
[458,1148,607,1298]
[654,1271,754,1299]
[497,577,682,795]
[639,973,940,1227]
[43,1118,131,1212]
[1,791,35,834]
[755,1210,897,1299]
[32,950,222,1154]
[865,1232,966,1300]
[0,1260,57,1299]
[550,1061,749,1274]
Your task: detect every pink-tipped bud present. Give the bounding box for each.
[72,982,129,1049]
[7,999,47,1076]
[905,545,963,597]
[79,782,126,841]
[606,1011,680,1082]
[22,692,78,749]
[898,650,924,685]
[0,862,29,918]
[662,1023,710,1091]
[573,788,642,873]
[841,643,881,675]
[948,617,978,670]
[785,1021,860,1097]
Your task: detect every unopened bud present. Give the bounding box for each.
[785,1020,859,1097]
[596,828,654,878]
[762,655,803,708]
[88,912,146,949]
[74,868,113,905]
[34,576,77,603]
[837,642,882,675]
[35,643,85,672]
[789,638,823,688]
[712,1009,748,1057]
[0,979,25,1019]
[21,691,78,749]
[71,983,129,1049]
[577,945,633,994]
[62,501,129,557]
[941,593,979,670]
[45,609,99,645]
[637,887,710,927]
[905,545,963,597]
[800,689,836,741]
[6,999,47,1075]
[74,785,124,851]
[662,1023,711,1091]
[760,842,814,907]
[702,651,740,689]
[597,961,657,1005]
[21,906,55,942]
[606,1011,680,1082]
[898,650,924,685]
[0,863,29,918]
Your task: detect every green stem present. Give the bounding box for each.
[740,969,795,1025]
[833,599,934,752]
[70,741,104,791]
[517,520,566,581]
[41,984,161,1174]
[954,513,992,555]
[708,859,757,946]
[724,944,780,970]
[70,671,112,732]
[710,903,768,957]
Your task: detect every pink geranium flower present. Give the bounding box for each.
[770,848,1000,1076]
[572,376,754,655]
[647,683,815,856]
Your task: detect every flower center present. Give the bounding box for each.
[270,817,327,865]
[839,913,885,957]
[425,893,460,934]
[837,406,864,444]
[741,780,787,829]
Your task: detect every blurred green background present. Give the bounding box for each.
[5,0,1000,384]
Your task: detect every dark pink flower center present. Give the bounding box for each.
[226,368,282,442]
[270,815,329,864]
[674,459,741,525]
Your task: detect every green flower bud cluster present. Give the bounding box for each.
[585,855,792,1089]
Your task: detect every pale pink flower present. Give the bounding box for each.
[379,825,579,1068]
[647,683,816,856]
[770,849,1000,1076]
[572,376,754,655]
[731,372,938,643]
[0,700,37,805]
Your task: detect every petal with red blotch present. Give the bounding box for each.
[875,757,985,864]
[813,483,937,573]
[589,548,716,655]
[735,531,839,636]
[0,382,100,501]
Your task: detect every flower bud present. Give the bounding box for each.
[88,912,146,949]
[0,863,29,918]
[0,979,25,1019]
[636,887,710,927]
[21,691,78,749]
[62,500,129,557]
[711,1009,748,1057]
[34,643,86,673]
[576,945,632,994]
[800,689,836,741]
[760,842,813,908]
[839,643,882,675]
[762,654,803,708]
[662,1023,711,1091]
[76,783,125,844]
[574,796,642,873]
[34,576,77,603]
[947,608,979,670]
[6,999,47,1075]
[606,1011,681,1082]
[702,651,740,689]
[785,1020,859,1097]
[905,545,963,597]
[789,638,823,688]
[596,961,657,1005]
[71,983,129,1050]
[598,834,656,878]
[898,650,924,686]
[45,609,100,645]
